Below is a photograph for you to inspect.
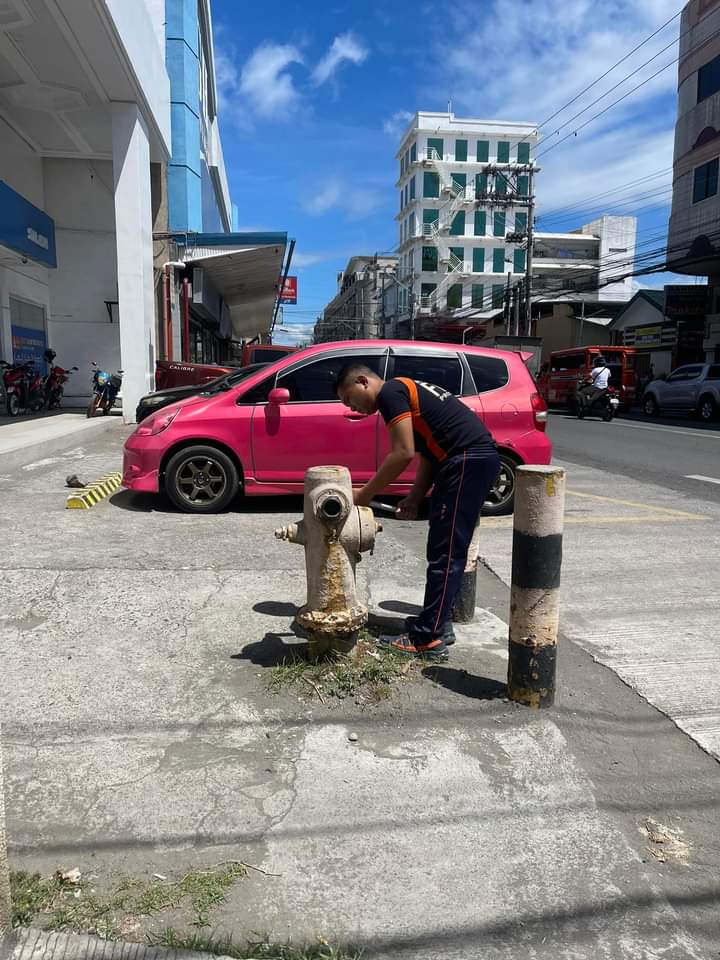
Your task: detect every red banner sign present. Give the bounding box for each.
[279,275,298,304]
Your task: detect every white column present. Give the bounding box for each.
[111,103,156,423]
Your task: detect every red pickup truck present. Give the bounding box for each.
[156,345,296,390]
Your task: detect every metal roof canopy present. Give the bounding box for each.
[178,233,287,341]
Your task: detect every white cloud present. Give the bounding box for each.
[300,177,384,220]
[302,180,343,215]
[293,251,337,268]
[383,110,413,138]
[239,42,303,117]
[311,32,368,86]
[273,321,316,345]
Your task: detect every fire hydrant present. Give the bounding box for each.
[275,465,382,658]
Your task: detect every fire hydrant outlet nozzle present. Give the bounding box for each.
[275,465,381,657]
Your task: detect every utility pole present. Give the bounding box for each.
[409,287,416,341]
[514,282,521,337]
[577,298,585,347]
[524,164,535,336]
[505,271,512,336]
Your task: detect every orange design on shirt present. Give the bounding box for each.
[395,377,447,461]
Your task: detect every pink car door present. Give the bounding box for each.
[251,349,388,484]
[378,348,476,487]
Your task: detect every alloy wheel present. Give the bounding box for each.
[484,461,515,512]
[176,456,228,505]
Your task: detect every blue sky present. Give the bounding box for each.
[212,0,690,344]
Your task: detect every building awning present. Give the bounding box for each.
[177,233,288,340]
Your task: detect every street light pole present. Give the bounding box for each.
[524,164,535,336]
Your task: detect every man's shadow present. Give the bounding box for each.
[233,631,308,667]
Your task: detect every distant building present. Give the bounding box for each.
[392,111,539,342]
[667,0,720,361]
[314,256,398,343]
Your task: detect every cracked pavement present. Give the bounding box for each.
[2,426,720,958]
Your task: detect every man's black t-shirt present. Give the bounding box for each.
[376,377,495,463]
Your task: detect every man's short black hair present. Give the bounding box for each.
[334,363,381,392]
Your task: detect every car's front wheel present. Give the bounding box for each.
[697,394,717,423]
[483,454,516,516]
[164,445,240,513]
[643,394,659,417]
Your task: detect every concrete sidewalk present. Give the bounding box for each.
[1,432,719,958]
[0,413,123,472]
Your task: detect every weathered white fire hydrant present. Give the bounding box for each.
[274,465,381,658]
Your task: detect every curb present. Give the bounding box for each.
[1,417,123,473]
[66,473,122,510]
[7,928,235,960]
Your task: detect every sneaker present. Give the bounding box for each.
[405,616,456,646]
[378,633,449,662]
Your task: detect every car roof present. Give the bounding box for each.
[285,339,526,365]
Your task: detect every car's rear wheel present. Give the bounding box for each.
[697,394,717,422]
[483,453,516,516]
[643,394,659,417]
[164,445,239,513]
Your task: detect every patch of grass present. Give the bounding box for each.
[153,928,363,960]
[268,637,417,704]
[10,862,248,938]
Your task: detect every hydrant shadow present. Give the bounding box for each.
[253,600,300,617]
[233,631,308,668]
[422,666,506,701]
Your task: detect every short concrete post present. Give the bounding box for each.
[507,465,566,708]
[0,726,11,942]
[452,517,482,624]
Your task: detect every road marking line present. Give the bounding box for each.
[481,514,707,528]
[685,474,720,486]
[606,420,720,441]
[565,489,708,520]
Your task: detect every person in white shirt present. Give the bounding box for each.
[578,357,611,410]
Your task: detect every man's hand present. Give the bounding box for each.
[396,495,420,521]
[353,488,372,507]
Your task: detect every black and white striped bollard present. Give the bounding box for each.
[452,517,482,624]
[508,465,566,709]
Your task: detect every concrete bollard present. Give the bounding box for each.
[0,726,11,943]
[507,465,566,709]
[275,466,381,660]
[452,517,482,624]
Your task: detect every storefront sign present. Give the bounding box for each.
[0,181,57,268]
[12,325,48,370]
[279,275,297,304]
[664,284,709,318]
[633,325,663,347]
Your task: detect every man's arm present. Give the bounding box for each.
[396,455,434,520]
[353,418,415,507]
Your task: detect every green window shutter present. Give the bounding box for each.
[517,175,529,197]
[515,212,528,233]
[471,284,484,308]
[450,211,465,236]
[410,142,417,162]
[452,172,467,189]
[449,245,464,261]
[493,248,505,273]
[428,137,444,159]
[476,140,489,162]
[410,176,416,200]
[474,211,487,236]
[472,247,485,272]
[493,212,506,237]
[514,249,526,273]
[455,139,468,161]
[421,282,437,297]
[517,142,530,164]
[422,246,438,271]
[495,174,507,196]
[447,284,463,309]
[423,172,439,198]
[492,284,505,308]
[497,141,510,163]
[475,173,488,196]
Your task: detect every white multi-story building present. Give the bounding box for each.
[534,215,637,302]
[393,111,539,338]
[667,0,720,361]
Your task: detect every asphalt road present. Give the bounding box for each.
[548,410,720,505]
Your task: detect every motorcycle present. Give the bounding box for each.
[1,359,45,416]
[87,361,123,418]
[575,378,620,422]
[43,349,78,410]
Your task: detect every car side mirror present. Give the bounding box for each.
[268,387,291,405]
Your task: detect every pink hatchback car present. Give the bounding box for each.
[122,340,552,515]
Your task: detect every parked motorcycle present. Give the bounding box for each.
[1,359,45,416]
[43,349,78,410]
[575,379,620,422]
[87,361,123,418]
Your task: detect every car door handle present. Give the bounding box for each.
[344,412,367,420]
